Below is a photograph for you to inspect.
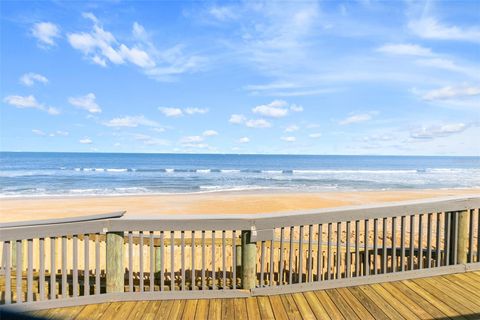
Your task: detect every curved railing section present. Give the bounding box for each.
[1,196,479,311]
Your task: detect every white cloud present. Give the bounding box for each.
[133,134,169,146]
[55,130,69,136]
[31,22,60,47]
[252,100,289,118]
[238,137,250,143]
[20,73,48,86]
[68,93,101,113]
[281,136,296,142]
[290,104,303,112]
[245,119,272,128]
[309,133,322,138]
[32,129,46,136]
[79,138,93,144]
[377,43,432,56]
[203,130,218,137]
[103,115,159,127]
[410,123,468,139]
[184,107,208,115]
[339,113,373,125]
[229,114,246,124]
[3,95,59,115]
[159,107,183,117]
[180,136,204,144]
[422,85,480,101]
[208,6,237,21]
[285,125,299,132]
[118,44,155,68]
[409,17,480,43]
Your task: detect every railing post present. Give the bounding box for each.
[236,244,242,279]
[241,230,256,290]
[106,231,124,293]
[457,210,469,264]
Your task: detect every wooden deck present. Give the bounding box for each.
[27,271,480,319]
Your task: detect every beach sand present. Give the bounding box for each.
[1,188,478,222]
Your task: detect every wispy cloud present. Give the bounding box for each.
[252,100,289,118]
[3,95,59,115]
[159,107,208,117]
[238,137,250,143]
[103,115,159,127]
[339,112,375,125]
[32,129,68,137]
[309,133,322,138]
[31,22,60,47]
[376,43,432,56]
[409,17,480,43]
[280,136,296,142]
[20,73,48,86]
[422,85,480,101]
[410,123,469,139]
[202,130,218,137]
[79,137,93,144]
[68,93,101,113]
[285,125,299,132]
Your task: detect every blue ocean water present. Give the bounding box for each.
[0,152,479,197]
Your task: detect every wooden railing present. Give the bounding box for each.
[0,196,479,311]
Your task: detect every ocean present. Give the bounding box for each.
[0,152,479,197]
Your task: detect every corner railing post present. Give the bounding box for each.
[106,231,124,293]
[241,230,256,290]
[457,210,469,264]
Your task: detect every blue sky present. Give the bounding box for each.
[1,0,479,155]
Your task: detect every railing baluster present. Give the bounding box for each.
[391,217,396,273]
[260,240,265,286]
[327,223,332,280]
[84,234,90,296]
[288,226,294,284]
[211,230,215,290]
[170,231,175,291]
[445,212,451,265]
[346,222,351,278]
[468,209,474,263]
[202,230,206,290]
[427,213,432,268]
[232,230,237,289]
[26,239,33,302]
[317,224,323,281]
[270,237,275,286]
[191,230,196,290]
[73,235,78,297]
[222,230,226,289]
[38,238,45,301]
[436,212,441,267]
[279,227,285,285]
[453,212,459,264]
[128,232,133,292]
[160,231,165,292]
[355,221,360,277]
[336,222,341,279]
[400,216,406,272]
[373,219,378,275]
[139,231,144,292]
[150,231,155,292]
[418,214,424,269]
[307,225,313,282]
[95,234,100,296]
[61,236,67,298]
[364,220,369,276]
[16,240,22,303]
[50,237,56,300]
[382,218,387,274]
[5,241,11,304]
[298,225,304,283]
[409,215,415,271]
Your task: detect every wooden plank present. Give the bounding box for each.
[449,273,480,297]
[141,301,163,320]
[336,288,375,320]
[268,295,289,320]
[101,301,135,320]
[402,279,468,320]
[168,300,186,319]
[233,298,248,320]
[280,294,301,320]
[246,297,261,320]
[221,298,235,320]
[381,282,439,319]
[155,300,174,320]
[127,300,149,319]
[195,300,210,320]
[370,283,420,319]
[257,296,275,319]
[326,289,361,320]
[303,291,331,320]
[357,285,404,319]
[292,292,316,320]
[435,276,480,307]
[75,302,111,320]
[208,298,222,320]
[389,282,449,320]
[183,299,198,320]
[347,286,389,320]
[315,290,346,320]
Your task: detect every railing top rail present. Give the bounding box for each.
[0,211,126,229]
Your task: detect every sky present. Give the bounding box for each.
[0,0,479,155]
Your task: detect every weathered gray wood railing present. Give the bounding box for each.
[1,196,479,311]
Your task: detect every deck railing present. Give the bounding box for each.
[1,195,479,311]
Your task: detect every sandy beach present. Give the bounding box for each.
[1,188,478,223]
